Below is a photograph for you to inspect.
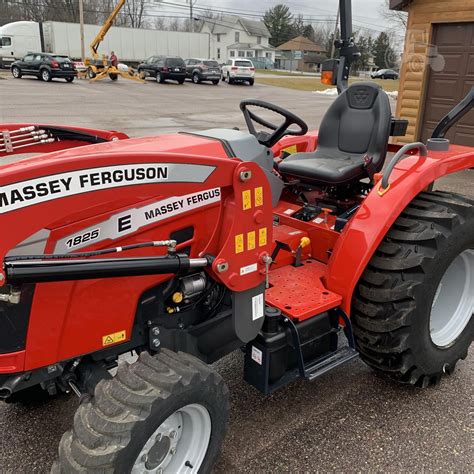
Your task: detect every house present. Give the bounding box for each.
[199,15,275,65]
[391,0,474,146]
[276,36,326,72]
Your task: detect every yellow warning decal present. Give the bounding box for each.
[283,145,297,155]
[235,233,244,254]
[259,227,267,247]
[102,330,126,347]
[247,231,256,250]
[242,190,252,210]
[254,187,263,207]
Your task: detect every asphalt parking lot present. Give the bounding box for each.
[0,75,472,473]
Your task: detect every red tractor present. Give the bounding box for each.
[0,1,472,472]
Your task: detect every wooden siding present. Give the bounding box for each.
[396,0,474,143]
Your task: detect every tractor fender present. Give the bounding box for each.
[326,146,474,314]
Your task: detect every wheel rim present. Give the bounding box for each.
[13,68,19,77]
[131,403,211,474]
[156,73,161,82]
[42,70,49,81]
[430,249,474,347]
[193,74,198,83]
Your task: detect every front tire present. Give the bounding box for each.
[53,349,229,473]
[192,73,200,84]
[65,77,74,83]
[11,66,22,79]
[248,78,254,86]
[227,73,234,84]
[352,191,473,387]
[156,72,164,83]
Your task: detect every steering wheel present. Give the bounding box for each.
[240,99,308,148]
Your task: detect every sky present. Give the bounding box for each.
[150,0,401,38]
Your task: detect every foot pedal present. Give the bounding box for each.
[305,346,359,381]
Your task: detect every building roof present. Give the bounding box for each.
[389,0,413,10]
[277,36,326,53]
[227,42,274,51]
[200,15,271,38]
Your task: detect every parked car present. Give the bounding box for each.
[221,59,255,85]
[185,58,220,85]
[10,52,76,82]
[371,68,399,80]
[137,56,186,84]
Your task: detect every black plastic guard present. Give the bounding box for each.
[232,283,266,343]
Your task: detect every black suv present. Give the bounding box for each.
[137,56,186,84]
[185,58,221,85]
[11,53,76,82]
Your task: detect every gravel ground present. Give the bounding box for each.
[0,75,472,472]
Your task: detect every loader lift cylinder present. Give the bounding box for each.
[4,255,209,285]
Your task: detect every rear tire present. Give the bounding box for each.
[53,349,229,473]
[11,66,22,79]
[352,191,473,387]
[212,79,219,85]
[156,72,164,83]
[40,68,52,82]
[65,77,74,83]
[192,73,200,84]
[248,78,254,86]
[227,73,234,84]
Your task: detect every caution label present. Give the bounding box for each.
[247,231,256,250]
[102,330,126,346]
[242,190,252,210]
[235,234,244,254]
[254,187,263,207]
[0,163,216,214]
[259,227,267,247]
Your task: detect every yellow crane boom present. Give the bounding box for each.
[90,0,126,59]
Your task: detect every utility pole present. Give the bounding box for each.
[79,0,85,62]
[330,3,340,58]
[189,0,196,33]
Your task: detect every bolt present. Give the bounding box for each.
[152,338,161,348]
[157,469,163,474]
[152,327,160,336]
[155,433,162,442]
[141,454,148,463]
[239,170,252,182]
[170,447,177,455]
[216,261,229,273]
[170,430,177,439]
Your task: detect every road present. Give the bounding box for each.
[0,75,472,473]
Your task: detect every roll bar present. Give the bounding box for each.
[432,87,474,139]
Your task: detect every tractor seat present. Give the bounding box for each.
[279,82,392,186]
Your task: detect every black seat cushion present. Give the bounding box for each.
[279,82,391,186]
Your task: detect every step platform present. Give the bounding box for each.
[265,259,342,321]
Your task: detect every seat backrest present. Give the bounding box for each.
[317,82,392,170]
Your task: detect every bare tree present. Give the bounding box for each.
[379,0,408,30]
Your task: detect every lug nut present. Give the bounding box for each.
[155,433,162,442]
[170,430,177,439]
[152,327,160,336]
[141,454,148,462]
[170,447,177,455]
[152,338,160,348]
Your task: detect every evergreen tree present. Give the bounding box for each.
[372,32,396,69]
[263,4,294,47]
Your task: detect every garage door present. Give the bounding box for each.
[421,22,474,146]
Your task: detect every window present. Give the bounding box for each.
[217,48,221,59]
[0,37,11,47]
[230,50,235,57]
[257,36,261,45]
[235,31,240,43]
[23,54,34,62]
[146,56,155,64]
[266,53,272,59]
[238,50,245,57]
[216,34,221,43]
[246,51,253,57]
[235,60,253,67]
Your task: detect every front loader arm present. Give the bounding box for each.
[0,123,128,158]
